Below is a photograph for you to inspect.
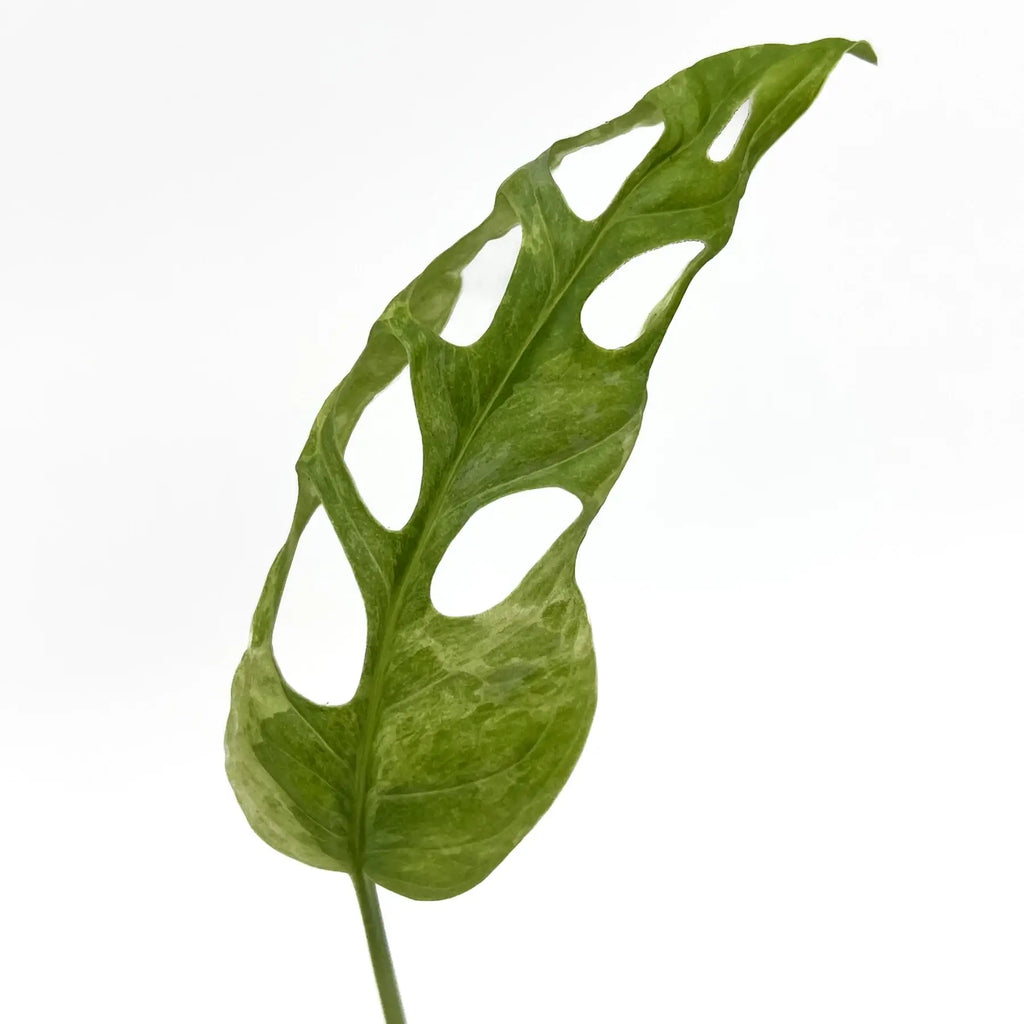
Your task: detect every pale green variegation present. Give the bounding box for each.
[226,37,874,1021]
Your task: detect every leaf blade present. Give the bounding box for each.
[225,37,874,898]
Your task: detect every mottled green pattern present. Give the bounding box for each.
[226,38,875,901]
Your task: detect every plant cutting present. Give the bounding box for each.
[225,36,875,1022]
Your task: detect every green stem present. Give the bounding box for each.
[352,871,406,1024]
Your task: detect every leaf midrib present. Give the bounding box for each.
[348,57,803,866]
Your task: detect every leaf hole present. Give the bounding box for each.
[707,98,752,162]
[551,123,663,220]
[440,225,522,347]
[345,367,423,530]
[273,507,366,706]
[581,240,705,349]
[431,488,582,617]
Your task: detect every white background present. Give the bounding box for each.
[2,1,1022,1021]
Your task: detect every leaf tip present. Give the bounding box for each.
[847,40,878,66]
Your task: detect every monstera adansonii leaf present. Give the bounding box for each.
[226,36,874,1020]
